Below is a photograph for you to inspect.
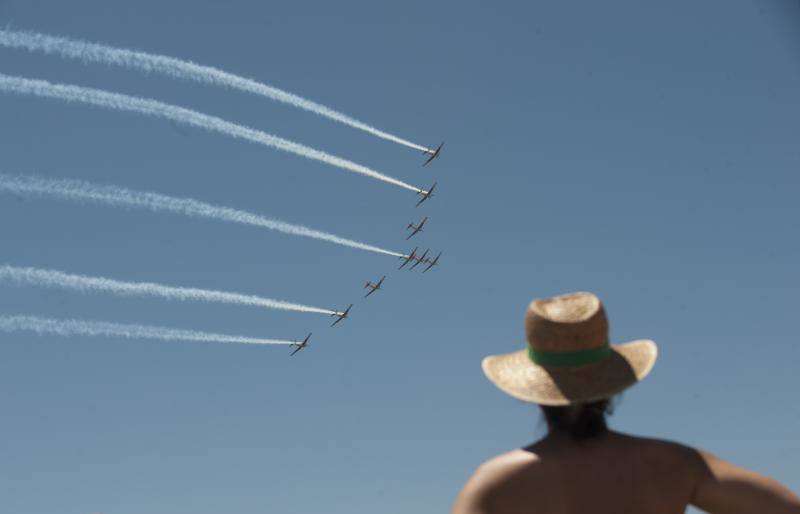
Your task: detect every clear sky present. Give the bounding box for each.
[0,1,798,513]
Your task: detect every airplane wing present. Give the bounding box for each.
[423,253,441,273]
[406,217,427,239]
[410,251,428,269]
[398,256,414,269]
[398,249,417,269]
[415,184,436,207]
[331,305,352,323]
[377,276,385,286]
[422,143,443,166]
[364,288,376,298]
[290,333,311,355]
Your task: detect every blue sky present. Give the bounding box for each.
[1,1,798,513]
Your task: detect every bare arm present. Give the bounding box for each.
[691,451,800,514]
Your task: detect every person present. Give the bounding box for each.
[452,292,800,514]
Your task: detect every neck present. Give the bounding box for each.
[539,428,615,448]
[539,400,612,440]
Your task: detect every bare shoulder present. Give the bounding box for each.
[618,434,800,512]
[465,449,544,495]
[617,433,706,469]
[690,448,800,513]
[451,450,542,514]
[480,448,543,477]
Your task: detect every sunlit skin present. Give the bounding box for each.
[452,430,800,514]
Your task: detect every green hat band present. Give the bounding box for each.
[528,342,611,367]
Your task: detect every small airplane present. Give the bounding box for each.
[364,276,386,298]
[406,216,428,240]
[416,182,437,207]
[409,248,430,270]
[422,252,442,273]
[398,247,419,269]
[289,333,312,356]
[331,304,353,327]
[422,142,444,166]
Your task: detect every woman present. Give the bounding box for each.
[452,292,800,514]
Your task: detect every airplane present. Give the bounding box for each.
[422,252,442,273]
[289,333,312,356]
[409,248,430,270]
[398,247,419,269]
[364,276,386,298]
[422,142,444,166]
[331,304,353,327]
[406,216,428,240]
[416,182,437,207]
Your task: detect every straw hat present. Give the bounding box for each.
[482,292,657,406]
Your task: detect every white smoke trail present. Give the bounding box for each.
[0,265,337,315]
[0,173,404,258]
[0,314,294,346]
[0,73,423,193]
[0,29,430,152]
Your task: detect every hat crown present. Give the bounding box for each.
[525,292,609,353]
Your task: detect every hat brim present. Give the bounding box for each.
[481,339,657,406]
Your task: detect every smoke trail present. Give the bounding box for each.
[0,73,423,193]
[0,29,429,152]
[0,314,294,346]
[0,173,404,257]
[0,265,337,315]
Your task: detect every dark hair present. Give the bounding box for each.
[540,399,614,440]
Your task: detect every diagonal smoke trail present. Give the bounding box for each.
[0,314,294,346]
[0,73,423,193]
[0,29,429,152]
[0,265,337,315]
[0,173,404,258]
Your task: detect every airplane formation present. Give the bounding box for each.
[0,30,446,357]
[290,143,445,355]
